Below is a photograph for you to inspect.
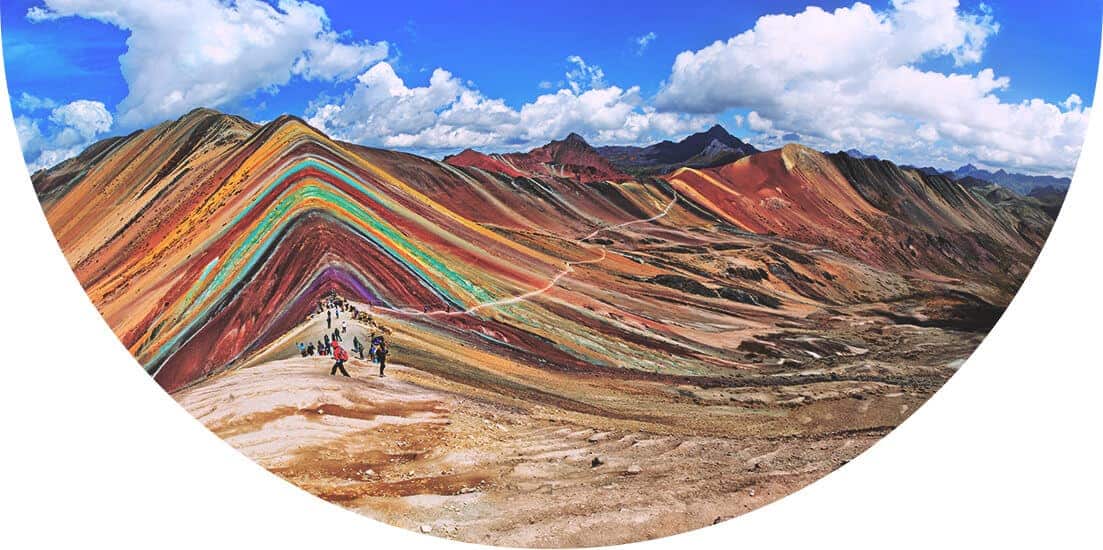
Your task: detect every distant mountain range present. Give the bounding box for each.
[835,149,879,161]
[445,124,761,182]
[902,162,1070,195]
[449,126,1070,199]
[596,125,760,175]
[951,164,1071,195]
[442,125,1071,223]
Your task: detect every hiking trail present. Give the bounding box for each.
[383,194,680,318]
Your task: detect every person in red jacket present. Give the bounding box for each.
[330,341,350,377]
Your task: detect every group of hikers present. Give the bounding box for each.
[296,293,390,378]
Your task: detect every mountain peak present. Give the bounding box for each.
[562,132,589,146]
[695,125,751,151]
[594,124,759,174]
[705,124,734,138]
[446,133,628,183]
[174,107,257,131]
[180,107,222,119]
[443,148,528,178]
[443,148,483,162]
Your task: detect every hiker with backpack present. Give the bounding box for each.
[330,341,350,377]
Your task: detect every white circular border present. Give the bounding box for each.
[0,27,1099,550]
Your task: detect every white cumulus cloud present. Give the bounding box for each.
[16,99,114,172]
[655,0,1088,174]
[27,0,389,128]
[49,100,113,140]
[307,61,712,155]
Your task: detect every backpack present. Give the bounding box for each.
[334,347,348,361]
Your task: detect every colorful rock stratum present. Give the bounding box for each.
[34,108,1055,547]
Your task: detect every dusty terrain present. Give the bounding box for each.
[176,303,971,547]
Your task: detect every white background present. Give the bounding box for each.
[1,32,1099,550]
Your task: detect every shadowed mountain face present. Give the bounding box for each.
[597,125,761,174]
[825,152,1051,285]
[1027,185,1069,218]
[33,108,1058,544]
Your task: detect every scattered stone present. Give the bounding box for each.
[591,456,605,467]
[587,432,612,443]
[749,488,756,497]
[420,525,433,534]
[625,464,642,475]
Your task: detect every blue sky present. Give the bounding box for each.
[2,0,1100,175]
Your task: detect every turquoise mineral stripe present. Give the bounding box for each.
[220,155,489,299]
[148,181,495,371]
[191,183,489,312]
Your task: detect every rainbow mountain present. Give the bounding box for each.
[34,108,1052,395]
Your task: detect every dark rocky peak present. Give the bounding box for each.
[703,124,735,140]
[563,132,589,146]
